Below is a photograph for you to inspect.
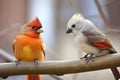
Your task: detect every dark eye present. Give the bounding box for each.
[72,24,76,28]
[32,26,35,29]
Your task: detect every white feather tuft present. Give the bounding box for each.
[72,13,84,20]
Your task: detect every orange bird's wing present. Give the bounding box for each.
[41,40,46,56]
[82,30,117,53]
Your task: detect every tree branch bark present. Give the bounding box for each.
[0,53,120,78]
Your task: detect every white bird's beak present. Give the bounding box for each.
[36,28,44,33]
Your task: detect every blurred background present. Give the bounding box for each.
[0,0,120,80]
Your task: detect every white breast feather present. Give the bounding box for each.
[74,33,100,54]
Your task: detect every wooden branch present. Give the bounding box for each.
[0,53,120,79]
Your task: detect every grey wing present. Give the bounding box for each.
[82,30,117,53]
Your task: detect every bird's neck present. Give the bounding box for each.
[25,30,40,38]
[73,30,82,37]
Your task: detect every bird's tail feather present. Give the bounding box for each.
[111,68,120,80]
[26,75,41,80]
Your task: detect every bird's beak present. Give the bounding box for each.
[66,29,72,34]
[36,28,44,33]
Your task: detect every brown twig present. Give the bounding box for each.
[0,48,15,62]
[94,0,120,33]
[94,0,110,27]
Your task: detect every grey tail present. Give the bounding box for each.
[111,68,120,80]
[110,48,120,80]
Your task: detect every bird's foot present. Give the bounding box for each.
[34,59,39,67]
[80,53,95,63]
[15,60,21,67]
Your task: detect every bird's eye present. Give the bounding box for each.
[32,26,35,29]
[72,24,76,28]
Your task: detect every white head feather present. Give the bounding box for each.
[66,13,100,35]
[67,13,84,29]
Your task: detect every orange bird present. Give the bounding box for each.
[13,17,45,80]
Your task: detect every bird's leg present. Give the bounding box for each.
[80,53,95,63]
[34,59,39,67]
[15,60,21,67]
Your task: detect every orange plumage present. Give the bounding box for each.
[13,17,45,80]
